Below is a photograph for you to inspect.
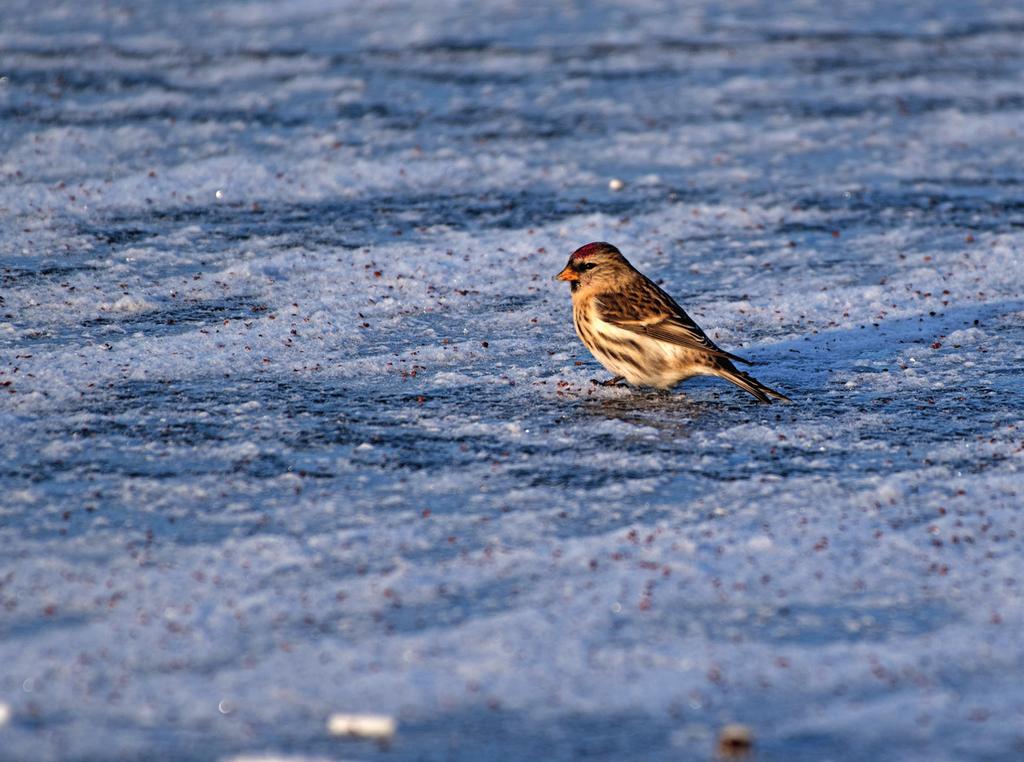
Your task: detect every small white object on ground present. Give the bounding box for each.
[608,178,624,191]
[105,295,155,313]
[221,756,335,762]
[0,702,10,726]
[327,713,396,740]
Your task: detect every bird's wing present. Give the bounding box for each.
[595,284,752,365]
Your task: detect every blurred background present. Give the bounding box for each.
[1,1,1023,760]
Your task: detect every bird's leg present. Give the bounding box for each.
[600,375,625,387]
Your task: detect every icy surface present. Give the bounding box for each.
[2,1,1024,760]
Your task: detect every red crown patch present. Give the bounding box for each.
[570,242,617,260]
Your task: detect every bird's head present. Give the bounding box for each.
[554,242,630,293]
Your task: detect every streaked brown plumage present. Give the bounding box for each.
[555,241,790,403]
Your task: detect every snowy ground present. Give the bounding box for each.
[2,1,1024,760]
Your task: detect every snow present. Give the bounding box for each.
[2,0,1024,760]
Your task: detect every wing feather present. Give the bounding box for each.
[595,284,751,365]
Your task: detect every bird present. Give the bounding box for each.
[554,241,790,403]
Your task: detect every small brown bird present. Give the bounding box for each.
[555,242,790,403]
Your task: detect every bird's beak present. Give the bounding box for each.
[554,265,578,282]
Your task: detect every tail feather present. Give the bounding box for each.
[717,368,791,404]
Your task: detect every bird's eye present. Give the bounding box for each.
[578,262,597,272]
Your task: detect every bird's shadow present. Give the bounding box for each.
[574,383,766,434]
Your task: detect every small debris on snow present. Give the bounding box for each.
[327,713,396,741]
[716,723,754,759]
[222,756,335,762]
[101,295,155,313]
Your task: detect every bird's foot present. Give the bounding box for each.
[597,375,625,387]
